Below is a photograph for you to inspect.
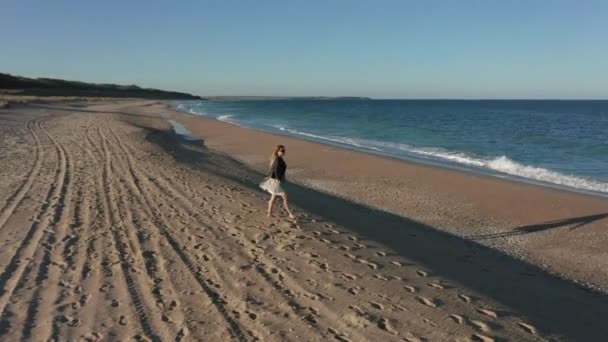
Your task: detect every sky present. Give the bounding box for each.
[1,0,607,99]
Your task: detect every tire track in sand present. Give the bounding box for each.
[107,127,269,340]
[53,115,109,340]
[97,127,165,342]
[104,126,249,341]
[0,118,67,332]
[103,155,194,339]
[0,117,45,231]
[101,126,193,340]
[106,127,355,340]
[19,117,76,340]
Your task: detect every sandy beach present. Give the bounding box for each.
[168,104,608,292]
[1,100,607,341]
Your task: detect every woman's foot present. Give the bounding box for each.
[267,212,274,217]
[288,213,296,219]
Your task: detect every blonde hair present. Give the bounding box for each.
[270,145,285,164]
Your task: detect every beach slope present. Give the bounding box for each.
[0,101,606,341]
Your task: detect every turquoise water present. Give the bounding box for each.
[171,99,608,196]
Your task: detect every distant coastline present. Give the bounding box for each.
[0,72,201,100]
[201,96,371,101]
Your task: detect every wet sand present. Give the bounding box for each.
[0,100,607,341]
[168,104,608,292]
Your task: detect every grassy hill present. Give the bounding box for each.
[0,73,201,99]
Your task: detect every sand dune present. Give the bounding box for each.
[0,101,606,341]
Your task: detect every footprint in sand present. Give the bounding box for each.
[247,311,258,320]
[416,270,428,277]
[82,332,103,342]
[341,273,357,280]
[416,296,438,308]
[427,282,445,290]
[79,293,91,307]
[404,332,425,342]
[134,334,151,341]
[315,292,334,301]
[450,314,465,324]
[99,284,113,292]
[376,251,387,257]
[348,305,365,315]
[370,302,384,310]
[373,274,388,281]
[286,265,300,273]
[471,333,495,342]
[366,262,378,270]
[476,308,498,319]
[458,294,473,304]
[328,327,352,342]
[392,303,408,312]
[175,327,189,342]
[423,318,438,327]
[377,318,398,335]
[162,314,175,323]
[305,313,318,324]
[57,315,80,327]
[403,285,417,293]
[469,320,491,333]
[517,322,537,335]
[390,261,402,267]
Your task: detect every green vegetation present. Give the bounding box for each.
[0,73,201,99]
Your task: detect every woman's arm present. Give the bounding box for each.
[276,158,286,181]
[269,158,278,178]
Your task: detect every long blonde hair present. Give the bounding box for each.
[270,145,285,165]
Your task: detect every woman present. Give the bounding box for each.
[259,145,296,219]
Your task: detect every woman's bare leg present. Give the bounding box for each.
[279,194,296,219]
[267,194,277,217]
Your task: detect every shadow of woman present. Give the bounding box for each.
[470,213,608,240]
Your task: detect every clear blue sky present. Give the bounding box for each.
[2,0,607,98]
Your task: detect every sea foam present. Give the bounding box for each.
[281,128,608,194]
[173,102,608,195]
[217,114,235,123]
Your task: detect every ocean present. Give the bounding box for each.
[171,99,608,196]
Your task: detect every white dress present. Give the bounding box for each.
[259,177,285,195]
[260,158,286,195]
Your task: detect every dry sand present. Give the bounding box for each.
[0,100,607,341]
[169,106,608,292]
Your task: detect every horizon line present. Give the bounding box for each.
[197,96,608,101]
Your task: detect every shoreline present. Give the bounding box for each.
[165,103,608,292]
[206,114,608,199]
[170,101,608,199]
[2,100,608,340]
